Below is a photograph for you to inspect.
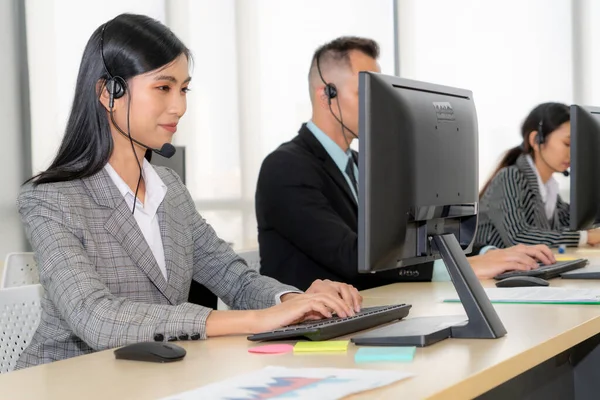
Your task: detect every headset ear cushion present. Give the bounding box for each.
[537,121,544,145]
[326,83,337,99]
[111,77,126,99]
[107,77,125,100]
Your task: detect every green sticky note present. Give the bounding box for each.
[293,340,349,353]
[354,347,416,363]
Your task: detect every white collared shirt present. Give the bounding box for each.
[104,160,168,280]
[526,155,587,246]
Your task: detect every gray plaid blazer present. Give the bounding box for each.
[16,166,297,369]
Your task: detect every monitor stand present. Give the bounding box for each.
[351,233,507,347]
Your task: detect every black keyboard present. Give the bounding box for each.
[495,258,588,280]
[247,304,412,342]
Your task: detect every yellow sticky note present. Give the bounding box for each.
[293,340,349,353]
[556,256,577,262]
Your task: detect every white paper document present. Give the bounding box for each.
[160,366,413,400]
[444,287,600,304]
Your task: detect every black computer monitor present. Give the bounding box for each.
[358,75,478,273]
[150,146,186,184]
[570,105,600,230]
[353,72,506,346]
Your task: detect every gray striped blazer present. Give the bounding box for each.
[16,166,297,369]
[476,154,580,248]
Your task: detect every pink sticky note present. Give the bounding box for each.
[248,344,294,354]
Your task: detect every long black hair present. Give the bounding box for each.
[28,13,190,185]
[480,102,570,197]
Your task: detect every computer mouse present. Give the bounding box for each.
[114,341,186,363]
[495,276,550,288]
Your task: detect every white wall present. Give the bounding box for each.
[0,0,27,259]
[166,0,246,247]
[573,0,600,106]
[397,0,573,189]
[167,0,242,201]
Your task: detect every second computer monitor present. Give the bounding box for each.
[358,73,479,273]
[570,105,600,231]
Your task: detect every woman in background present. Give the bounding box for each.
[476,102,600,248]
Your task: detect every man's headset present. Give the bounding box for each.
[315,50,359,141]
[535,113,570,177]
[315,49,358,166]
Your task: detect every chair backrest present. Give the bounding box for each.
[217,249,261,311]
[0,284,43,373]
[2,253,39,289]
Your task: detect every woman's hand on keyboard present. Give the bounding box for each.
[469,248,538,279]
[468,244,556,279]
[305,279,362,313]
[515,244,556,265]
[252,292,356,333]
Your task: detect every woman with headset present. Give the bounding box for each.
[476,102,600,248]
[16,14,361,369]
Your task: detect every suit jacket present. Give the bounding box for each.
[17,166,296,369]
[256,123,436,291]
[476,154,580,248]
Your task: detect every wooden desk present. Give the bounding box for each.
[2,257,600,399]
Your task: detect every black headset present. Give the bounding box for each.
[100,23,126,108]
[99,21,175,159]
[536,118,547,146]
[315,50,358,141]
[315,50,338,104]
[98,20,176,215]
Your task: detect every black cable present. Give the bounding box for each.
[127,87,143,215]
[315,51,358,164]
[331,97,358,166]
[108,80,143,215]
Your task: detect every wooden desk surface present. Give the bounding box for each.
[2,251,600,400]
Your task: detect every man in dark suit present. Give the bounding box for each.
[255,36,554,291]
